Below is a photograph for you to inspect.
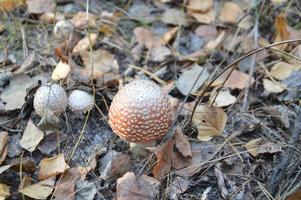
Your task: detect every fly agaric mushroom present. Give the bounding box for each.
[34,83,67,117]
[108,79,173,143]
[68,90,94,112]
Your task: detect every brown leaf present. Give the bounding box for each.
[195,25,217,43]
[117,172,160,200]
[39,154,70,180]
[174,128,192,158]
[153,138,174,179]
[53,167,87,200]
[0,131,8,165]
[244,138,263,157]
[133,27,162,49]
[212,68,254,90]
[161,27,178,45]
[26,0,55,14]
[219,2,244,24]
[270,62,300,80]
[286,189,301,200]
[99,150,131,180]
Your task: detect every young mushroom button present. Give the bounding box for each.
[108,79,173,143]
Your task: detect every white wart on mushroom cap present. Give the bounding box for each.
[109,79,173,143]
[34,83,67,117]
[68,90,94,112]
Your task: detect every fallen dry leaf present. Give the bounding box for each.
[263,79,286,93]
[73,33,98,53]
[26,0,55,14]
[244,138,263,157]
[39,154,70,180]
[168,176,190,200]
[274,14,289,50]
[0,183,10,200]
[0,74,39,110]
[212,68,254,90]
[149,45,171,62]
[20,177,55,199]
[20,120,44,152]
[195,25,217,43]
[210,90,237,107]
[205,31,225,51]
[80,49,119,79]
[219,2,244,24]
[99,150,131,180]
[270,61,300,80]
[13,52,35,75]
[51,61,71,80]
[0,131,8,165]
[153,138,173,179]
[133,27,162,49]
[186,104,227,141]
[71,12,97,29]
[187,0,213,12]
[188,9,215,24]
[257,142,282,155]
[38,12,65,24]
[174,128,192,158]
[117,172,160,200]
[285,188,301,200]
[176,64,209,95]
[75,180,96,200]
[161,27,178,45]
[53,167,86,200]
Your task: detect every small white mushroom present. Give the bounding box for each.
[34,83,67,117]
[68,90,94,112]
[108,79,173,143]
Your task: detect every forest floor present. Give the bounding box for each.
[0,0,301,200]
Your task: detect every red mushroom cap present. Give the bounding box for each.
[108,79,173,143]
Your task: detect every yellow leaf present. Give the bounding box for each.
[0,0,24,11]
[274,14,289,50]
[39,154,69,180]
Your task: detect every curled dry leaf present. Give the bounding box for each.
[274,14,289,50]
[270,62,300,80]
[73,33,98,53]
[244,139,282,156]
[0,131,8,165]
[212,68,254,90]
[186,103,227,141]
[117,172,160,200]
[161,27,178,45]
[0,183,10,200]
[52,61,71,80]
[219,2,244,24]
[20,120,44,152]
[20,177,55,200]
[263,79,286,93]
[39,154,70,180]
